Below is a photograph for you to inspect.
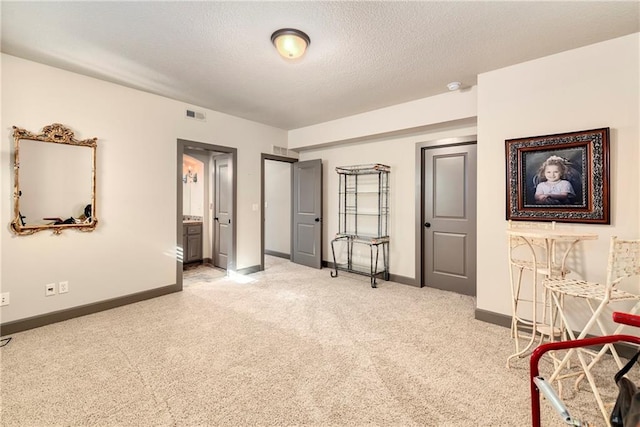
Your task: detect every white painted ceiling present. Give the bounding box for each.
[2,1,638,130]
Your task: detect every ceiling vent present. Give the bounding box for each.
[185,108,206,121]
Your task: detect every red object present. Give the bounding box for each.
[530,312,640,426]
[613,312,640,329]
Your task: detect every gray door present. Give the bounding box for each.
[214,155,231,269]
[292,159,322,269]
[423,144,477,296]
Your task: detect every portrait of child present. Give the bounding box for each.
[506,127,609,223]
[534,155,576,205]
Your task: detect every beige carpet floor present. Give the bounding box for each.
[0,256,635,426]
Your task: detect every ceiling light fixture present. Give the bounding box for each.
[271,28,310,60]
[447,81,462,91]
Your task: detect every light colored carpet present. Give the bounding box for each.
[183,263,227,285]
[0,256,633,426]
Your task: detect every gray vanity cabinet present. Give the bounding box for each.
[183,222,203,264]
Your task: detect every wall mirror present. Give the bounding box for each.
[182,153,204,219]
[11,123,98,235]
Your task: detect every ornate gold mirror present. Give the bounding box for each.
[11,123,98,235]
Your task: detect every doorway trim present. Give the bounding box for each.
[177,139,237,290]
[414,135,477,288]
[260,153,298,271]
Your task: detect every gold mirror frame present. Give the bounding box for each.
[11,123,98,235]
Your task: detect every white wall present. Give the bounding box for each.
[289,89,477,149]
[294,89,478,279]
[300,126,477,279]
[1,54,287,324]
[264,160,291,255]
[477,33,640,322]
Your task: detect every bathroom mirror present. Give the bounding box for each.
[11,123,98,235]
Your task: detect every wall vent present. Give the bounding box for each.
[271,145,299,159]
[185,108,206,121]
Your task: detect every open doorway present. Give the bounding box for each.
[260,154,296,271]
[177,139,237,290]
[260,154,324,271]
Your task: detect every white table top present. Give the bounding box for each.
[507,228,598,241]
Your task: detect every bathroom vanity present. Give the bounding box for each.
[183,221,203,264]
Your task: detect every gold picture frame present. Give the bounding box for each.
[11,123,98,235]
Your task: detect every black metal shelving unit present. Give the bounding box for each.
[330,163,390,287]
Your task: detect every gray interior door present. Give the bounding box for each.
[292,159,322,269]
[214,155,231,269]
[423,144,477,296]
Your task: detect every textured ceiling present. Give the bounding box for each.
[2,1,638,130]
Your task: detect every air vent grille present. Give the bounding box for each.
[185,109,206,121]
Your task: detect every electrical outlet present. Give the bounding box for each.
[45,283,56,296]
[0,292,9,306]
[58,281,69,294]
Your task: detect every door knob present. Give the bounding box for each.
[315,218,321,222]
[424,222,431,228]
[214,217,219,221]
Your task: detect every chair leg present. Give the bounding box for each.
[547,292,610,424]
[510,268,524,342]
[575,301,640,389]
[548,292,576,383]
[547,296,640,426]
[548,293,606,383]
[574,345,612,426]
[508,267,534,368]
[507,329,539,367]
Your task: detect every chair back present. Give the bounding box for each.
[607,236,640,290]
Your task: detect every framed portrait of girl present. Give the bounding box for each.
[505,127,609,224]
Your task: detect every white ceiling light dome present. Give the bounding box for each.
[271,28,310,60]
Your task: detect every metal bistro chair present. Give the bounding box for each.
[544,236,640,424]
[507,220,571,367]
